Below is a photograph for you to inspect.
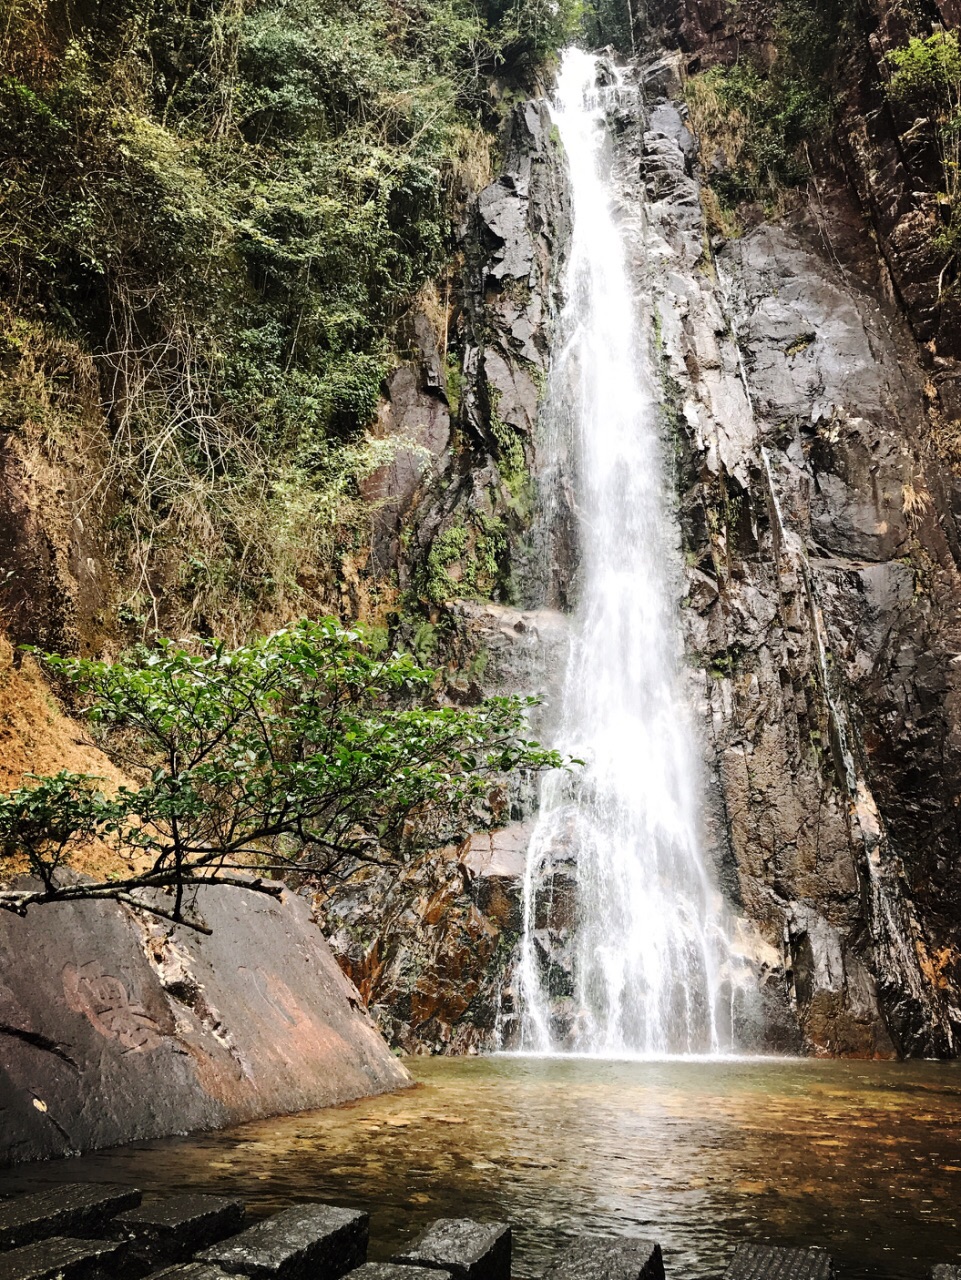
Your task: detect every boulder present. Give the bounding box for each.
[0,883,409,1165]
[0,1186,141,1250]
[542,1238,664,1280]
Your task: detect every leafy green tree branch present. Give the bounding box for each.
[0,619,567,929]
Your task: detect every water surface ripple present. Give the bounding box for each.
[3,1057,961,1280]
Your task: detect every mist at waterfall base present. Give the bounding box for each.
[516,49,753,1056]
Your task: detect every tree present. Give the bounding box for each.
[0,619,564,931]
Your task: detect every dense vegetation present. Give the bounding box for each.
[683,0,855,231]
[0,620,564,926]
[0,0,578,636]
[683,0,961,280]
[886,30,961,272]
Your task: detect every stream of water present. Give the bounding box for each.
[517,50,748,1055]
[4,1056,961,1280]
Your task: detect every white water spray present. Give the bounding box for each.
[516,49,749,1057]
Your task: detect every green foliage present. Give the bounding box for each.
[0,619,566,924]
[0,0,577,633]
[424,524,470,602]
[886,32,961,267]
[685,0,855,222]
[580,0,637,58]
[419,511,510,604]
[888,31,961,109]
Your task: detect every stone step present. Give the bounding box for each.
[0,1186,142,1251]
[346,1266,452,1280]
[724,1245,835,1280]
[197,1204,368,1280]
[393,1219,511,1280]
[541,1237,664,1280]
[110,1195,246,1270]
[0,1236,126,1280]
[148,1266,236,1280]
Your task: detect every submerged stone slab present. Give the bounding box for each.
[0,1236,125,1280]
[0,1186,142,1250]
[110,1195,245,1268]
[393,1219,510,1280]
[346,1267,452,1280]
[724,1245,834,1280]
[198,1204,367,1280]
[542,1237,664,1280]
[932,1268,961,1280]
[149,1266,236,1280]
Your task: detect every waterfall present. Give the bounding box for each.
[516,48,748,1057]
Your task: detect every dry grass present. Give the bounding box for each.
[902,479,932,522]
[683,68,801,231]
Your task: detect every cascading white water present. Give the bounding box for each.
[516,48,748,1057]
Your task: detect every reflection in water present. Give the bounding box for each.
[2,1057,961,1280]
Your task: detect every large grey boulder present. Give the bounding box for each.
[0,882,409,1165]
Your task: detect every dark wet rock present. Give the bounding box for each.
[0,884,408,1166]
[0,1186,141,1250]
[198,1205,367,1280]
[109,1195,245,1270]
[541,1238,664,1280]
[723,1245,834,1280]
[393,1220,510,1280]
[321,833,521,1056]
[0,1237,126,1280]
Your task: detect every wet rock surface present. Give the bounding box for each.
[348,1268,452,1280]
[724,1246,834,1280]
[0,1236,127,1280]
[198,1205,368,1280]
[541,1239,664,1280]
[0,1186,141,1251]
[110,1196,246,1270]
[0,1196,515,1280]
[0,884,408,1166]
[393,1221,510,1280]
[321,824,532,1055]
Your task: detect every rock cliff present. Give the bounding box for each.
[327,17,961,1059]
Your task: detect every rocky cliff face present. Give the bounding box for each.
[635,56,961,1057]
[322,95,573,1053]
[638,0,961,1052]
[328,21,961,1059]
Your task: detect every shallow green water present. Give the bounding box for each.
[3,1056,961,1280]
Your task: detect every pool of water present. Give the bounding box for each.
[2,1055,961,1280]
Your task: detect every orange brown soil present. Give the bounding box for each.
[0,636,135,881]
